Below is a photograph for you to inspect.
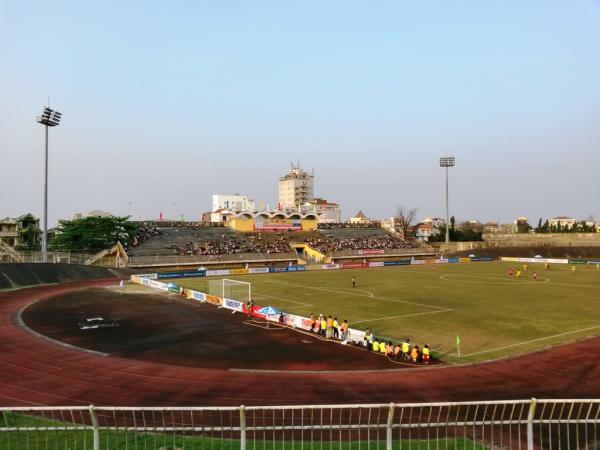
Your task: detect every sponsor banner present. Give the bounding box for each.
[569,259,588,265]
[189,291,206,302]
[206,294,222,306]
[514,257,569,264]
[436,259,449,264]
[358,249,385,256]
[341,263,365,269]
[137,273,158,280]
[141,278,151,286]
[410,260,425,265]
[249,267,270,274]
[148,280,168,290]
[383,259,411,266]
[183,270,206,277]
[287,265,306,272]
[157,271,184,279]
[501,257,518,262]
[166,282,180,293]
[447,257,459,263]
[158,270,207,279]
[459,258,471,263]
[270,267,289,273]
[130,275,142,283]
[470,257,495,262]
[223,298,244,312]
[322,264,340,270]
[423,259,437,264]
[254,217,302,231]
[230,268,249,275]
[206,269,231,277]
[281,313,312,330]
[369,261,385,268]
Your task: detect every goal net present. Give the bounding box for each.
[207,279,251,303]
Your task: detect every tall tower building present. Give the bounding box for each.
[278,163,314,210]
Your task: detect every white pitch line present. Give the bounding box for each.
[265,279,446,311]
[252,292,314,307]
[352,309,453,325]
[463,324,600,357]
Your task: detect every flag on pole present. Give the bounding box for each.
[456,334,461,357]
[159,212,164,222]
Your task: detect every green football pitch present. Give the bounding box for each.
[176,261,600,364]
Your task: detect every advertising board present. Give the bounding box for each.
[189,291,206,302]
[206,269,231,277]
[358,249,385,255]
[249,267,270,274]
[223,298,244,312]
[206,294,222,306]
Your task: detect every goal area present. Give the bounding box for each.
[207,279,251,302]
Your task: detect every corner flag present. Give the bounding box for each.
[456,334,461,357]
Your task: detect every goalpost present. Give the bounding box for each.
[207,278,251,302]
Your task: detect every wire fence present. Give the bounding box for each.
[1,400,599,450]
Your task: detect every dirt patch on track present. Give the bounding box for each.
[21,288,402,371]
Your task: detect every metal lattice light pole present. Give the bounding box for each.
[439,156,455,245]
[36,107,62,258]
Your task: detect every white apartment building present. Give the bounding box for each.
[278,164,314,210]
[301,198,341,223]
[212,194,255,213]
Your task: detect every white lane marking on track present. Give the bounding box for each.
[352,309,453,325]
[264,279,446,310]
[462,324,600,357]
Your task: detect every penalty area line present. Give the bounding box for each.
[352,309,453,326]
[463,324,600,357]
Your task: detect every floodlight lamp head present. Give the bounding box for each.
[36,107,62,127]
[439,156,456,167]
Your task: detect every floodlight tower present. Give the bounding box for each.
[439,156,455,245]
[36,107,62,258]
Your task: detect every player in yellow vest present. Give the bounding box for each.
[401,339,410,360]
[380,341,387,355]
[333,318,339,339]
[372,339,380,352]
[320,318,327,336]
[422,345,431,365]
[515,270,522,278]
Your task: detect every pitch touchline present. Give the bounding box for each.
[463,324,600,357]
[352,309,453,325]
[265,279,446,311]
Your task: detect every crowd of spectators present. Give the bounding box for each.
[305,235,418,254]
[130,225,163,248]
[317,222,380,229]
[169,232,296,256]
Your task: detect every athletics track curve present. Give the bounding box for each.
[1,280,598,407]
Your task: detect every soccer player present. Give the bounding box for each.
[532,271,537,282]
[508,267,514,277]
[352,276,356,288]
[515,270,522,278]
[572,265,576,272]
[545,262,550,271]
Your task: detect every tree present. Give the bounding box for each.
[51,216,139,251]
[394,206,418,239]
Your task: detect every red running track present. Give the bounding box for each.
[1,280,598,406]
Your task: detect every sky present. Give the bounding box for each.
[1,0,600,226]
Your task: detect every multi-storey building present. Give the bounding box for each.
[212,194,255,213]
[301,198,341,223]
[278,164,314,210]
[0,214,41,250]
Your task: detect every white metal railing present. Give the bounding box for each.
[1,399,599,450]
[0,251,95,265]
